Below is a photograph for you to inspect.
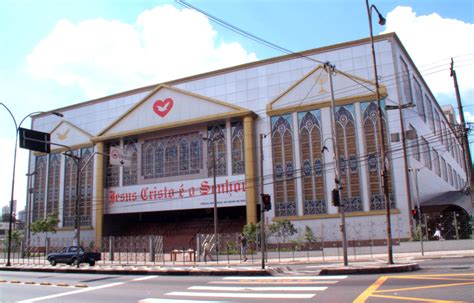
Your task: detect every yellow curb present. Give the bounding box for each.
[24,281,36,285]
[0,280,7,283]
[40,282,52,286]
[10,280,21,283]
[57,283,70,287]
[75,284,88,288]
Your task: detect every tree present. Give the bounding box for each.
[268,219,297,243]
[304,225,316,244]
[3,229,23,251]
[30,213,59,238]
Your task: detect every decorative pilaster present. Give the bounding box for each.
[94,142,105,248]
[243,115,257,224]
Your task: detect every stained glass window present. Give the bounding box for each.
[105,141,120,187]
[207,124,227,176]
[271,114,297,217]
[298,110,326,215]
[46,153,60,216]
[231,121,245,175]
[32,156,47,222]
[362,101,394,210]
[63,151,78,227]
[336,104,362,212]
[123,137,138,186]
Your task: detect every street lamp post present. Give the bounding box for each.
[0,103,62,266]
[365,0,394,265]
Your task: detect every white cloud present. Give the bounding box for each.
[27,4,257,99]
[382,6,474,99]
[465,111,474,123]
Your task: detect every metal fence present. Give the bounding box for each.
[1,211,471,266]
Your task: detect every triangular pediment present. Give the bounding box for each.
[49,120,93,150]
[96,84,253,140]
[267,65,387,115]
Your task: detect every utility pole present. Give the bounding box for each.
[259,134,266,269]
[450,58,472,187]
[324,62,349,266]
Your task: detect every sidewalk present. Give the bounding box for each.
[2,250,472,276]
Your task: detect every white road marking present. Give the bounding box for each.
[166,292,315,299]
[209,280,338,284]
[17,282,125,302]
[222,275,347,280]
[132,276,159,281]
[139,299,227,303]
[189,285,327,291]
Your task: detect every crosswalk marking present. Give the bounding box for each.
[189,285,328,291]
[209,280,338,284]
[222,275,347,280]
[139,299,227,303]
[166,292,316,299]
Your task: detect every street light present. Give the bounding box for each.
[203,134,224,263]
[365,0,394,264]
[0,102,62,266]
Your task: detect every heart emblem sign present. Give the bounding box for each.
[153,98,174,117]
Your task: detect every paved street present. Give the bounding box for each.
[1,257,472,303]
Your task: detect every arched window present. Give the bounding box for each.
[335,105,362,212]
[80,147,94,226]
[123,138,138,185]
[190,136,202,173]
[63,151,78,227]
[180,137,190,172]
[207,124,227,176]
[231,121,245,175]
[33,156,47,222]
[298,110,326,215]
[154,142,164,177]
[165,138,178,176]
[105,141,120,187]
[47,153,61,216]
[271,114,297,217]
[362,101,394,210]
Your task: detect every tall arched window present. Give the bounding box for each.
[47,153,61,216]
[165,138,178,176]
[207,124,227,176]
[80,147,94,226]
[298,110,326,214]
[271,114,297,217]
[63,151,78,227]
[335,105,362,212]
[123,138,138,186]
[231,121,245,175]
[105,141,120,187]
[33,156,47,222]
[179,137,190,172]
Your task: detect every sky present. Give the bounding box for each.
[0,0,473,214]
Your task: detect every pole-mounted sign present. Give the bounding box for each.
[19,127,51,153]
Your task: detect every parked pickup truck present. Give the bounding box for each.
[47,246,101,266]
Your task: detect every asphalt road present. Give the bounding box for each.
[1,257,473,303]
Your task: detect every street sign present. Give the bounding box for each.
[19,127,51,153]
[109,146,132,167]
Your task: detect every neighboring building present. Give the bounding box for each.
[27,33,470,249]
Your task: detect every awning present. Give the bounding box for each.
[420,190,473,215]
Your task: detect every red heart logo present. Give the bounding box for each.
[153,98,174,118]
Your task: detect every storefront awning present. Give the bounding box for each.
[420,190,473,215]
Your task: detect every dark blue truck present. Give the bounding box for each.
[46,246,101,266]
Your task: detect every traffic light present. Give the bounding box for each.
[261,194,271,211]
[331,189,340,207]
[411,207,419,220]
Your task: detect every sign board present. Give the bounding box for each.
[105,175,246,214]
[19,127,51,153]
[109,146,132,167]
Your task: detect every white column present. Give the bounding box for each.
[321,107,337,214]
[292,112,303,216]
[354,103,369,211]
[58,153,66,228]
[226,120,232,175]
